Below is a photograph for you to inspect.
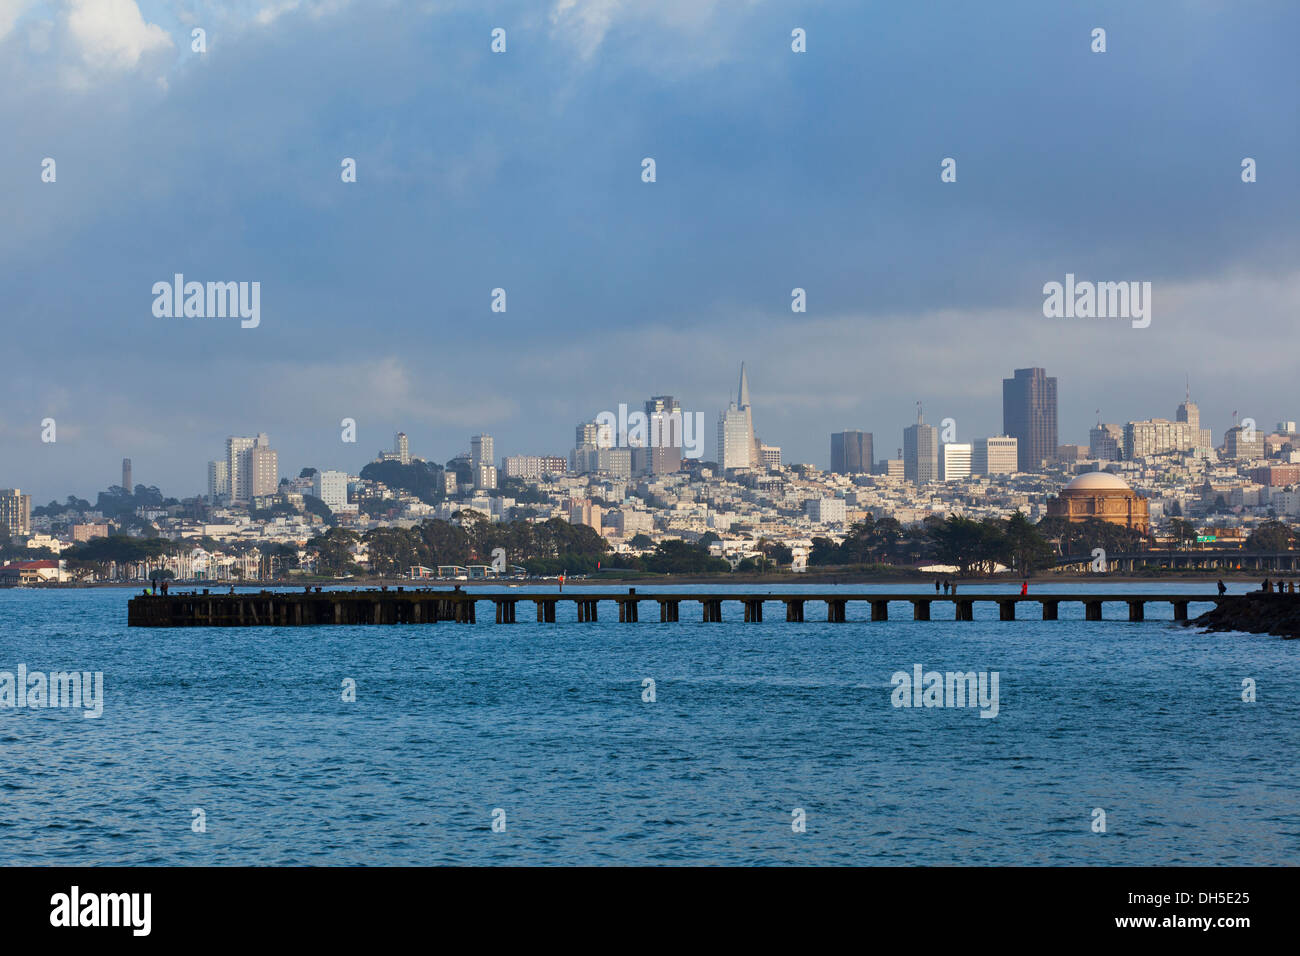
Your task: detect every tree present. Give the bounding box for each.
[359,459,445,504]
[1246,520,1293,553]
[928,515,1002,576]
[1003,511,1055,574]
[307,528,362,576]
[1169,518,1199,550]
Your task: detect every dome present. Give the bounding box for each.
[1063,471,1131,492]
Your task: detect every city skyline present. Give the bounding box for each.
[6,363,1297,505]
[2,2,1297,500]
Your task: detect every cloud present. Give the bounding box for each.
[65,0,172,71]
[549,0,758,62]
[0,0,34,42]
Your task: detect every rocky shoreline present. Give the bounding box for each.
[1184,593,1300,639]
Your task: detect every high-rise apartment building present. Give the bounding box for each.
[0,489,31,537]
[207,460,230,502]
[395,432,410,465]
[226,436,255,503]
[225,433,277,503]
[502,456,567,480]
[903,408,939,485]
[760,444,782,471]
[249,443,279,498]
[313,470,350,510]
[830,431,873,474]
[1002,368,1058,472]
[1124,419,1203,460]
[972,436,1018,476]
[470,435,494,469]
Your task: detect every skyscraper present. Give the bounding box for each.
[122,458,132,494]
[207,460,230,502]
[225,433,276,503]
[1002,367,1058,472]
[226,436,255,503]
[395,432,410,465]
[718,363,759,471]
[830,431,873,474]
[0,489,31,537]
[645,395,683,475]
[903,406,938,485]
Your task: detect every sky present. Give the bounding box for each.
[2,0,1298,503]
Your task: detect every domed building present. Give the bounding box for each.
[1046,472,1150,533]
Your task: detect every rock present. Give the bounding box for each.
[1183,593,1300,639]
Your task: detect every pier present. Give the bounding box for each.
[126,587,1225,627]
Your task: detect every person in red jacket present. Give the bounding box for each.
[1020,581,1028,596]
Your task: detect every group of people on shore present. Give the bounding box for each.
[1256,579,1296,594]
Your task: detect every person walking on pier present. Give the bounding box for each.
[1020,581,1028,596]
[1217,579,1227,596]
[935,579,941,593]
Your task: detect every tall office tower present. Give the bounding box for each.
[717,405,752,470]
[1176,387,1199,431]
[1174,385,1215,453]
[226,436,256,503]
[645,395,684,475]
[940,442,972,481]
[0,489,31,537]
[395,432,411,465]
[573,420,614,474]
[903,406,939,485]
[718,364,758,470]
[1089,423,1124,461]
[122,458,132,493]
[470,434,494,469]
[207,460,230,502]
[1002,367,1058,472]
[830,431,873,474]
[972,436,1019,476]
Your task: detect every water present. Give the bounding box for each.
[1,582,1296,865]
